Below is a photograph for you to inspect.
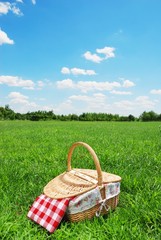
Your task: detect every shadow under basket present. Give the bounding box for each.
[44,142,121,223]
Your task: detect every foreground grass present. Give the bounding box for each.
[0,121,161,239]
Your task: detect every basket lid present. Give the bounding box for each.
[44,169,97,199]
[43,142,121,199]
[44,168,121,199]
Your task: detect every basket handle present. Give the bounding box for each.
[67,142,103,187]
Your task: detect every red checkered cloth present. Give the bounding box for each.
[27,194,71,233]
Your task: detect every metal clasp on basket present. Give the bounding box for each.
[95,199,110,217]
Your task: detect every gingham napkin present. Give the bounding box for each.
[27,194,71,233]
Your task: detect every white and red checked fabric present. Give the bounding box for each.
[27,194,70,233]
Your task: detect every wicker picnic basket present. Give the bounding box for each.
[44,142,121,222]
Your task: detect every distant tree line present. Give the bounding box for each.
[0,105,161,122]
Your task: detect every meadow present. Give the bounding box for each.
[0,120,161,240]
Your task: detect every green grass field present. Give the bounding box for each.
[0,121,161,239]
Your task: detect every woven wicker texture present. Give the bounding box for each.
[44,142,121,199]
[65,194,119,222]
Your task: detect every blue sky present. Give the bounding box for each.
[0,0,161,116]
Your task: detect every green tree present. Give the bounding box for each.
[128,114,135,121]
[139,111,158,121]
[4,105,15,120]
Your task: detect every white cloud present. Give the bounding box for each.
[67,93,108,113]
[96,47,115,59]
[61,67,96,75]
[150,89,161,95]
[83,46,115,63]
[122,79,135,88]
[0,2,23,16]
[7,91,57,114]
[77,81,121,92]
[69,94,91,101]
[114,100,134,110]
[56,79,75,89]
[37,80,45,89]
[71,68,96,76]
[16,0,23,3]
[56,79,121,92]
[85,70,96,76]
[52,100,74,115]
[135,96,156,108]
[83,51,103,63]
[110,90,132,95]
[7,91,39,113]
[61,67,71,74]
[0,75,35,89]
[8,92,29,104]
[57,77,135,93]
[0,2,10,14]
[0,29,14,45]
[0,75,53,90]
[114,96,156,112]
[93,93,106,98]
[69,93,106,104]
[0,75,54,90]
[12,5,22,15]
[61,94,157,116]
[31,0,36,5]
